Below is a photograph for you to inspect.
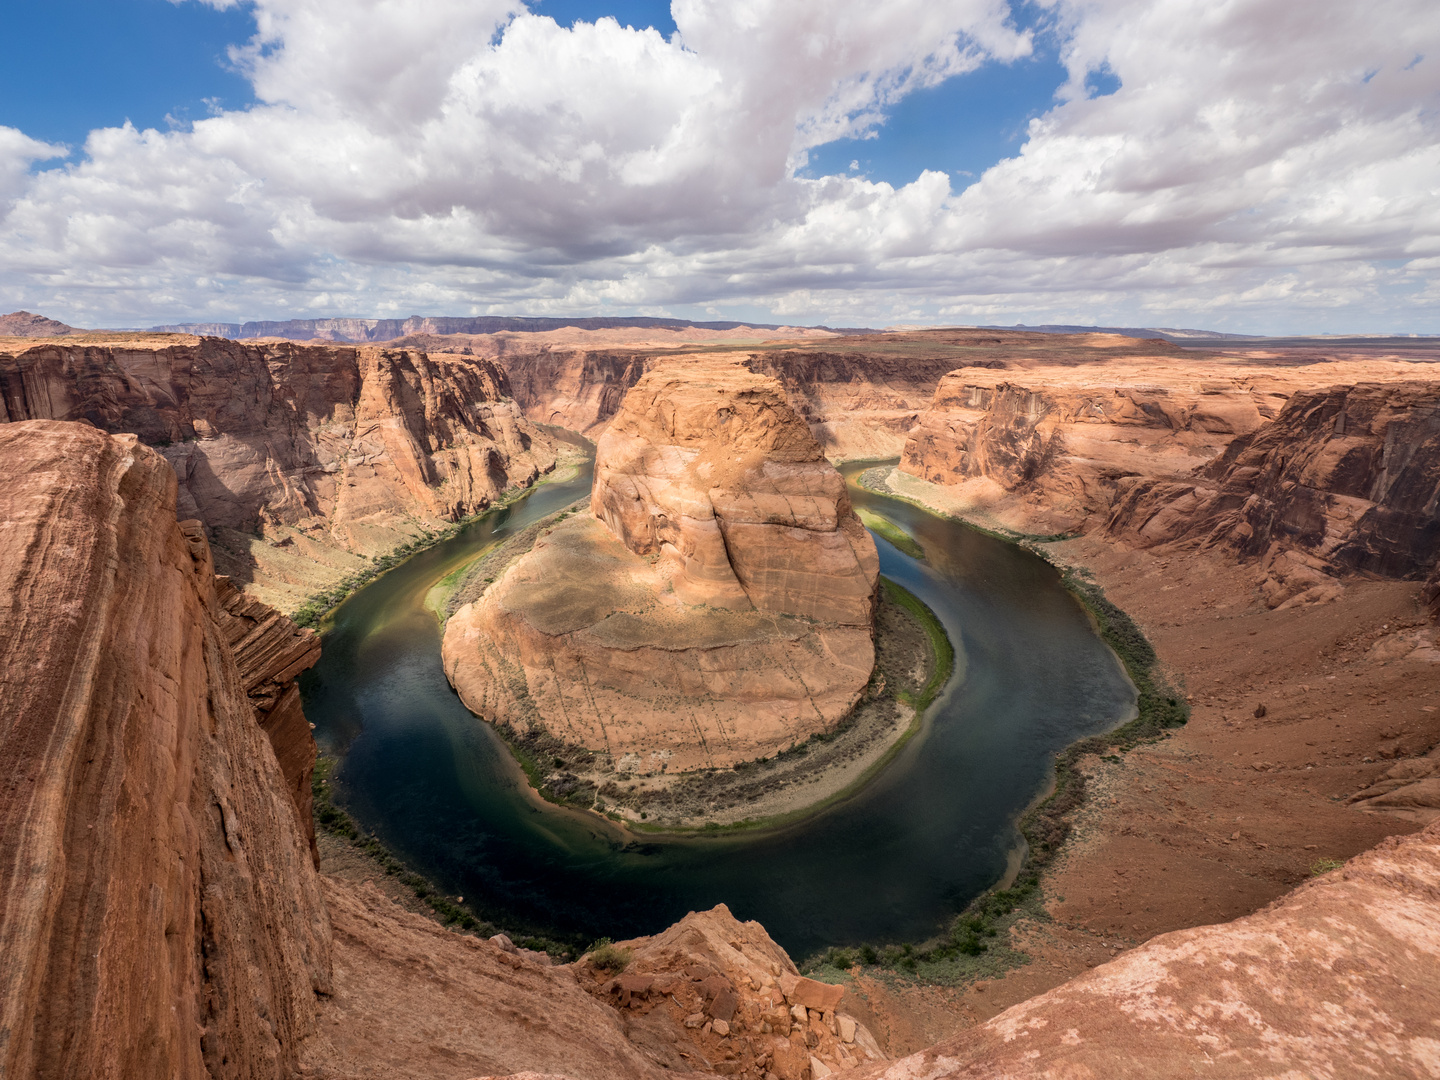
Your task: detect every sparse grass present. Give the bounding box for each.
[1310,857,1344,875]
[882,578,953,711]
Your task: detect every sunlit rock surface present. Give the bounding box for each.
[443,361,878,771]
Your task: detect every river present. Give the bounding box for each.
[301,459,1134,958]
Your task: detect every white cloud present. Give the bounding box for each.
[2,0,1438,332]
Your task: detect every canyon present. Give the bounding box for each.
[442,361,880,773]
[0,334,560,612]
[3,316,1440,1078]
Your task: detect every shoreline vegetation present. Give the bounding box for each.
[422,493,956,836]
[796,466,1189,985]
[290,455,586,629]
[308,455,1179,991]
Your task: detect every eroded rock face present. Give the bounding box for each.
[0,338,558,611]
[1107,382,1440,607]
[0,420,329,1079]
[855,820,1440,1080]
[582,903,882,1080]
[443,362,878,770]
[591,363,879,621]
[900,368,1284,533]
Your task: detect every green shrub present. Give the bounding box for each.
[587,938,632,973]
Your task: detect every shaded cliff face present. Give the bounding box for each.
[0,421,329,1079]
[0,338,558,611]
[1107,382,1440,607]
[856,821,1440,1080]
[443,362,878,771]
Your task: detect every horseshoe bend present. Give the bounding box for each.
[441,360,882,774]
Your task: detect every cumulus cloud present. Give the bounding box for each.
[3,0,1438,331]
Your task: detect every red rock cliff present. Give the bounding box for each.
[0,338,558,611]
[1106,381,1440,607]
[0,420,330,1079]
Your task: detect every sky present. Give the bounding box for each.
[0,0,1436,333]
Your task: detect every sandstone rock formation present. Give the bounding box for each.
[855,820,1440,1080]
[443,361,879,771]
[582,903,882,1080]
[0,337,558,611]
[0,420,330,1079]
[899,366,1290,534]
[495,329,1184,461]
[214,573,324,863]
[1106,382,1440,608]
[898,365,1440,605]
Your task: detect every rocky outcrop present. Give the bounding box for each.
[899,367,1286,533]
[583,903,882,1080]
[0,310,79,337]
[0,338,558,611]
[0,420,329,1079]
[443,362,879,771]
[1106,382,1440,607]
[855,820,1440,1080]
[213,573,324,864]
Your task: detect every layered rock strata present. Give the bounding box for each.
[214,573,324,863]
[0,420,329,1079]
[495,329,1184,461]
[857,820,1440,1080]
[899,367,1288,533]
[444,362,879,771]
[899,367,1440,606]
[1106,381,1440,607]
[0,337,558,610]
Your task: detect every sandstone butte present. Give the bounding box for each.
[0,335,559,612]
[442,360,881,772]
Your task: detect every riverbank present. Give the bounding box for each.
[291,448,588,628]
[437,542,951,831]
[822,464,1439,1047]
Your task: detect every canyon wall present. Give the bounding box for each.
[496,330,1190,462]
[497,345,997,460]
[1106,381,1440,607]
[0,337,558,611]
[898,365,1290,534]
[443,361,879,771]
[898,366,1440,607]
[0,420,329,1079]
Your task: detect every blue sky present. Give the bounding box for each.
[0,0,1435,332]
[0,0,1065,190]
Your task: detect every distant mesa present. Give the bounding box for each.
[150,314,875,343]
[442,359,881,772]
[0,310,79,337]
